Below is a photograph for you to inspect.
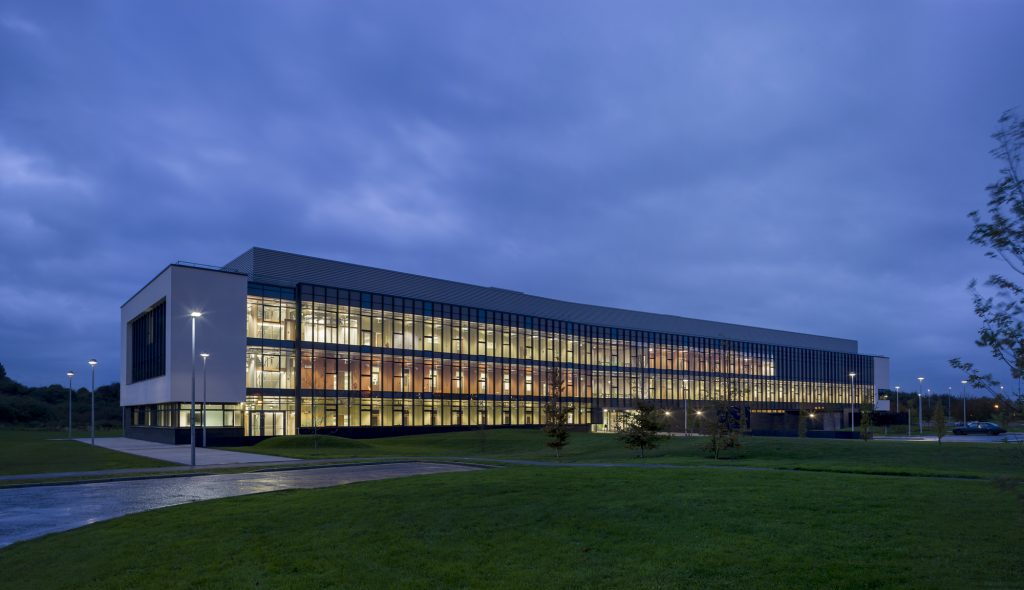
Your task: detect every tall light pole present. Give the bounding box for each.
[200,352,209,448]
[66,371,75,438]
[916,377,924,435]
[958,381,966,426]
[849,372,856,432]
[189,311,202,467]
[894,385,900,413]
[88,359,98,445]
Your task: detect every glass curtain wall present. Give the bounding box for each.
[244,284,875,429]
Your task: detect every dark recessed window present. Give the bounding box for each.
[130,300,166,383]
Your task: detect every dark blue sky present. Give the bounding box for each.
[2,1,1023,395]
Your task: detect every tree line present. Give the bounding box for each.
[0,362,124,429]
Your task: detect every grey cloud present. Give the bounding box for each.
[0,1,1022,392]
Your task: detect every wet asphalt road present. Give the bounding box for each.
[0,462,479,549]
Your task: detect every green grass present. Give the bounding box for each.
[229,429,1024,478]
[0,429,170,475]
[1,467,1021,589]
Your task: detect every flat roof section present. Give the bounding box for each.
[224,247,859,354]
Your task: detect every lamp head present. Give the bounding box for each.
[917,376,924,382]
[848,372,856,379]
[66,371,74,377]
[200,352,210,359]
[190,311,203,318]
[88,359,98,367]
[961,380,967,385]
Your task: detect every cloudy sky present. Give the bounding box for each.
[2,1,1023,395]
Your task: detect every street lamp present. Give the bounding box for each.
[189,311,202,467]
[916,377,924,435]
[894,385,900,413]
[961,380,968,426]
[66,371,75,438]
[849,372,856,432]
[200,352,210,448]
[88,359,98,445]
[946,386,953,423]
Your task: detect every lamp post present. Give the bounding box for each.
[894,385,900,413]
[946,386,951,423]
[88,359,98,445]
[961,380,968,426]
[849,372,856,432]
[916,377,924,435]
[189,311,202,467]
[66,371,75,438]
[200,352,209,448]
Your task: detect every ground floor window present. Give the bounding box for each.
[129,403,243,428]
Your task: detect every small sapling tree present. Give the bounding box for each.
[798,401,809,438]
[859,401,873,441]
[618,401,666,459]
[542,368,572,458]
[703,384,741,459]
[932,398,947,445]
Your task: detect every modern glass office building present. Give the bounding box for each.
[120,247,889,443]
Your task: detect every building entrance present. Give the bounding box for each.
[249,411,288,436]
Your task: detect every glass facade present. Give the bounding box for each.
[239,282,875,431]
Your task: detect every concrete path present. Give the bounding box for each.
[875,433,1024,443]
[78,437,298,466]
[0,462,480,548]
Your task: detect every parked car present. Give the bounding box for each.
[952,421,1007,436]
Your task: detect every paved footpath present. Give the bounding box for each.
[0,462,480,549]
[80,437,297,465]
[875,433,1024,443]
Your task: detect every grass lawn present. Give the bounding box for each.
[0,429,170,476]
[229,429,1024,479]
[0,467,1021,589]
